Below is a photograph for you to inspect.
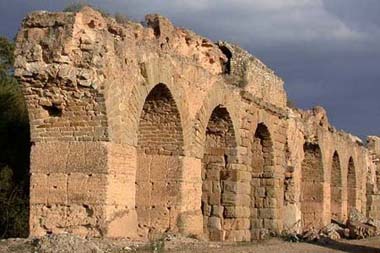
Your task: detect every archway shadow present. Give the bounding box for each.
[308,238,380,253]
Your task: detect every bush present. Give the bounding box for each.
[0,37,30,239]
[63,1,89,13]
[287,99,297,109]
[0,166,29,238]
[115,13,130,25]
[63,2,110,17]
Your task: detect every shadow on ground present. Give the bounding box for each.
[309,239,380,253]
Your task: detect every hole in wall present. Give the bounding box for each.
[88,20,96,29]
[42,105,63,117]
[218,45,232,74]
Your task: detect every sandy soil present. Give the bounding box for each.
[0,235,379,253]
[165,237,380,253]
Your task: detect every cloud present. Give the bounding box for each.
[0,0,379,138]
[113,0,361,44]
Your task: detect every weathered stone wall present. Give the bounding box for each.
[14,7,378,241]
[284,107,370,231]
[367,136,380,219]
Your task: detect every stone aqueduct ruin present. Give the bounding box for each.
[14,7,380,241]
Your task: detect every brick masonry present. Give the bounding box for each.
[13,7,380,241]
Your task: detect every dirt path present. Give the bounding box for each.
[165,237,380,253]
[0,236,379,253]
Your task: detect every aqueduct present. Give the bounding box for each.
[14,7,380,241]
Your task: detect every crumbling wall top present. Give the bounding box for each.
[14,7,290,143]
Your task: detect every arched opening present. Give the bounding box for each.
[251,123,275,234]
[136,84,184,238]
[251,123,273,174]
[347,157,356,213]
[201,105,237,241]
[218,45,232,74]
[301,143,324,229]
[284,142,295,206]
[331,151,342,220]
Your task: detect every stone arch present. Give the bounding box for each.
[284,141,295,206]
[347,157,357,213]
[119,77,191,152]
[250,122,276,236]
[192,85,240,159]
[301,143,324,229]
[331,151,343,220]
[201,105,238,241]
[135,83,185,238]
[251,123,274,174]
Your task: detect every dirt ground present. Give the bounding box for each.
[0,235,379,253]
[168,237,380,253]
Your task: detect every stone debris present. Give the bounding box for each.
[34,233,144,253]
[302,228,320,242]
[320,223,344,240]
[346,209,379,239]
[282,209,380,243]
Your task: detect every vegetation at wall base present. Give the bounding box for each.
[0,36,30,239]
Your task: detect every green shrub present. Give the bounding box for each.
[115,13,130,25]
[0,37,30,239]
[0,166,29,238]
[63,1,110,17]
[63,1,90,13]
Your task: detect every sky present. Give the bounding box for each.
[0,0,379,140]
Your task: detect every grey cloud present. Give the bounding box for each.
[323,0,380,32]
[0,0,379,138]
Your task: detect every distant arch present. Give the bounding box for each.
[201,105,237,241]
[330,151,342,220]
[250,123,276,235]
[347,157,357,213]
[301,143,324,229]
[251,123,274,174]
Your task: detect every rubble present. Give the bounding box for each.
[282,209,380,243]
[346,209,379,239]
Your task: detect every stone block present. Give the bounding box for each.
[230,170,251,182]
[251,219,264,229]
[182,156,202,182]
[107,174,135,206]
[223,181,238,193]
[150,207,170,231]
[136,182,151,208]
[224,218,250,230]
[67,173,106,204]
[208,217,222,230]
[47,173,68,205]
[258,208,276,219]
[263,197,277,208]
[107,143,137,175]
[263,218,279,231]
[30,173,48,204]
[105,206,138,238]
[209,192,222,205]
[212,205,224,218]
[225,230,250,242]
[209,229,224,241]
[224,206,250,218]
[238,182,251,195]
